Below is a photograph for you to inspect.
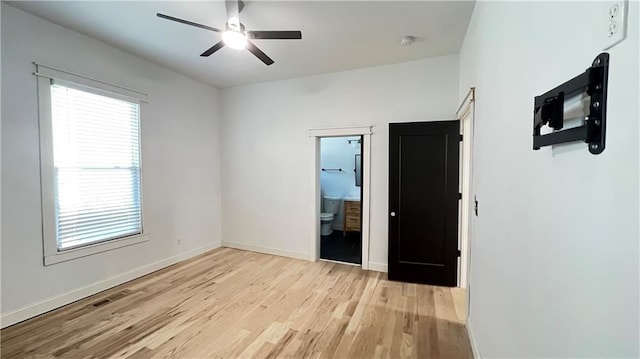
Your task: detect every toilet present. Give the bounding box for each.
[320,196,342,236]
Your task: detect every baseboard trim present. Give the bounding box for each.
[467,316,481,359]
[0,241,221,329]
[367,261,388,273]
[222,241,309,261]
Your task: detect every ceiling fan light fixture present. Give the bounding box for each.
[222,30,247,49]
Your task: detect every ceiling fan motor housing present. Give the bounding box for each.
[226,21,245,33]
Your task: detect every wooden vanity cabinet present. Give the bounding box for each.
[343,200,361,235]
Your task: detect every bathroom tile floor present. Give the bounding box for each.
[320,230,362,264]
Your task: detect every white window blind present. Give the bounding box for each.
[51,83,142,250]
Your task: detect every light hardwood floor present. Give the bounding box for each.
[1,248,472,358]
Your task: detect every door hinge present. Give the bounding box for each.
[458,192,462,200]
[474,196,479,216]
[459,134,463,142]
[457,249,461,257]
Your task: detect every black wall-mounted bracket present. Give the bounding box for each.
[533,53,609,155]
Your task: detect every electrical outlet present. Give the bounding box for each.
[603,0,628,50]
[609,3,620,17]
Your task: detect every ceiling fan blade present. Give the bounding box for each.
[246,41,274,66]
[248,31,302,40]
[157,13,221,32]
[200,41,225,57]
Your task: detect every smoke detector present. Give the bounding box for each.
[399,36,415,46]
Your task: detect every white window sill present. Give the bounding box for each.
[44,234,149,266]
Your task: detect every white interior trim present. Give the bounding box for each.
[361,133,371,270]
[45,234,150,266]
[457,86,475,115]
[308,125,373,137]
[367,261,388,273]
[310,126,372,270]
[312,138,322,260]
[33,62,148,102]
[457,88,475,289]
[38,74,57,263]
[1,241,221,329]
[467,316,482,359]
[222,241,309,261]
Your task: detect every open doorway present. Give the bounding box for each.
[318,136,363,265]
[309,125,372,269]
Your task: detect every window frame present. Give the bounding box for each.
[36,64,149,266]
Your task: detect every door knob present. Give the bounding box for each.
[390,212,396,217]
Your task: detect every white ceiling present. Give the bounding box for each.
[9,1,475,88]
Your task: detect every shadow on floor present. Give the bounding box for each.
[320,229,361,265]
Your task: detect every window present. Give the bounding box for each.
[37,64,148,265]
[51,84,142,250]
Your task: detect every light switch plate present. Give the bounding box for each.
[603,0,628,50]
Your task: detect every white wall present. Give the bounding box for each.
[460,2,639,357]
[1,4,222,325]
[220,55,459,267]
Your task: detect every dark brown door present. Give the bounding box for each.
[388,121,460,286]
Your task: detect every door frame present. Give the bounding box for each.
[457,88,476,289]
[308,125,373,270]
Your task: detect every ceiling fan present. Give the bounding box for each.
[157,0,302,66]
